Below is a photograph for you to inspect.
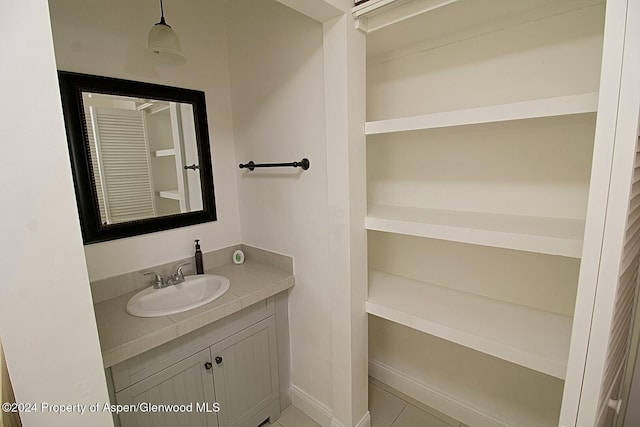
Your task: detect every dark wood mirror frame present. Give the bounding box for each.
[58,71,217,244]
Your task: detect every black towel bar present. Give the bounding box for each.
[239,158,310,171]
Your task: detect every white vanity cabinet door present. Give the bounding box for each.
[110,299,274,393]
[116,349,219,427]
[211,316,280,427]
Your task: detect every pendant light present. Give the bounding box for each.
[147,0,184,63]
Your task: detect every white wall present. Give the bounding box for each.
[0,1,112,425]
[48,0,241,281]
[226,0,335,411]
[322,11,369,426]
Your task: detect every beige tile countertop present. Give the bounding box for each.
[94,261,294,368]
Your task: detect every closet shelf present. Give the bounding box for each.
[365,93,598,135]
[353,0,457,33]
[366,205,585,258]
[154,148,175,157]
[158,190,182,201]
[367,270,572,379]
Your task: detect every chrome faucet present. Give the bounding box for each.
[176,262,191,280]
[144,262,192,289]
[144,271,166,289]
[166,262,191,286]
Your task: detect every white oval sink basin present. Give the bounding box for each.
[126,274,230,317]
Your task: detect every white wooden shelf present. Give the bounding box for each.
[154,148,175,157]
[365,93,598,135]
[354,0,458,33]
[367,270,572,379]
[149,104,170,115]
[158,190,182,201]
[366,205,585,258]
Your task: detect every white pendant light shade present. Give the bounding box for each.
[148,22,184,59]
[147,0,184,63]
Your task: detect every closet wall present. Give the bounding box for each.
[363,1,606,426]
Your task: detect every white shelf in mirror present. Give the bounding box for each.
[154,148,176,157]
[365,93,598,135]
[366,205,585,258]
[158,190,182,201]
[367,270,572,379]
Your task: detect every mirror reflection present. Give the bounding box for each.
[58,71,216,244]
[81,92,203,225]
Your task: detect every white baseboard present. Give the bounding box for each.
[291,385,333,427]
[291,385,371,427]
[330,411,370,427]
[354,411,371,427]
[369,359,512,427]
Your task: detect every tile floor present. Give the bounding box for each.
[272,379,467,427]
[368,379,467,427]
[272,404,323,427]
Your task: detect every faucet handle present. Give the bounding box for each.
[143,271,165,289]
[176,262,192,280]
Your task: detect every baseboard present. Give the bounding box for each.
[291,385,371,427]
[330,411,370,427]
[354,411,371,427]
[291,385,333,427]
[369,359,512,427]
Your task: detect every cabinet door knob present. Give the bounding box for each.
[215,356,223,364]
[204,362,213,370]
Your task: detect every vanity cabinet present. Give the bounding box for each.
[210,318,279,427]
[109,299,280,427]
[116,349,218,427]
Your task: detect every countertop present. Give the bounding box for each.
[93,261,294,368]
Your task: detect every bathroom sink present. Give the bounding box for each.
[126,274,231,317]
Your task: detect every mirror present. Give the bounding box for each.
[58,71,217,244]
